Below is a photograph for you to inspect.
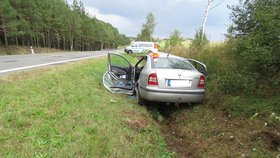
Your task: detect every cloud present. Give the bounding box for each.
[80,0,239,41]
[85,7,137,36]
[166,0,185,7]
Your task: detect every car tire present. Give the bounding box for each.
[136,87,145,106]
[128,50,133,54]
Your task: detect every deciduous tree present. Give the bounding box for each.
[167,29,184,47]
[229,0,280,78]
[137,12,156,41]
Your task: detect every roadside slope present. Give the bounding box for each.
[0,57,172,157]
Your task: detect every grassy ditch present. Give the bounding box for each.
[120,49,280,157]
[149,103,280,158]
[157,43,280,157]
[0,57,173,157]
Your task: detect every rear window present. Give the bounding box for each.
[152,57,195,70]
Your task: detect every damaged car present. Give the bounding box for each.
[103,52,207,105]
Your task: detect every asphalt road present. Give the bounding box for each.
[0,50,118,76]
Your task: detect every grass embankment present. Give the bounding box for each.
[0,57,173,157]
[157,43,280,157]
[0,46,65,55]
[0,48,279,157]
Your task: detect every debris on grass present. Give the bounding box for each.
[110,99,116,103]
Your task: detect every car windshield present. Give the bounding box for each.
[152,57,195,70]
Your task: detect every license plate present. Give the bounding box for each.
[167,80,191,87]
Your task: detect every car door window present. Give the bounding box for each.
[104,53,134,95]
[109,53,132,80]
[136,56,147,67]
[134,56,147,82]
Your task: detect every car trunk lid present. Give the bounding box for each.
[155,69,201,90]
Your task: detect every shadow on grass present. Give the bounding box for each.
[143,101,199,120]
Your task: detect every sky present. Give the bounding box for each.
[72,0,240,41]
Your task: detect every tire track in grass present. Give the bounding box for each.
[144,102,200,158]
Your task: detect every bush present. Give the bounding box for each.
[219,68,256,95]
[229,0,280,85]
[165,29,184,47]
[231,37,278,80]
[190,29,209,52]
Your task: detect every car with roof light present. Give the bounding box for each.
[103,52,207,105]
[124,41,158,54]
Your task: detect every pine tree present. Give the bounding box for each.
[0,0,130,51]
[0,0,18,48]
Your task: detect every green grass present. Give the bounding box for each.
[0,56,172,157]
[223,94,280,117]
[1,49,279,157]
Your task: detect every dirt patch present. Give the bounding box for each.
[251,130,280,151]
[122,110,137,116]
[124,117,149,130]
[161,118,201,158]
[146,103,201,157]
[122,110,150,130]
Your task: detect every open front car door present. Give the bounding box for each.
[103,53,134,95]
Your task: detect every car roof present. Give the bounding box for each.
[148,52,185,60]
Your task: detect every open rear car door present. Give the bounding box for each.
[103,53,134,95]
[187,58,208,76]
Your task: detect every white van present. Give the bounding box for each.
[124,41,158,54]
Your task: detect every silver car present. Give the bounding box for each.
[103,52,207,105]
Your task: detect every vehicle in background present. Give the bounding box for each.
[124,41,158,54]
[103,52,207,105]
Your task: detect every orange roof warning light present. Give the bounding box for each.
[154,43,158,49]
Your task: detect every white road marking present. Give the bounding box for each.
[0,54,105,74]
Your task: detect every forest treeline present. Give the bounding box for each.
[0,0,130,51]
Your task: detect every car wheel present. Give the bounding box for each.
[136,87,145,106]
[128,50,133,54]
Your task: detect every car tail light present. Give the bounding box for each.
[148,73,158,86]
[152,52,159,58]
[197,76,205,88]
